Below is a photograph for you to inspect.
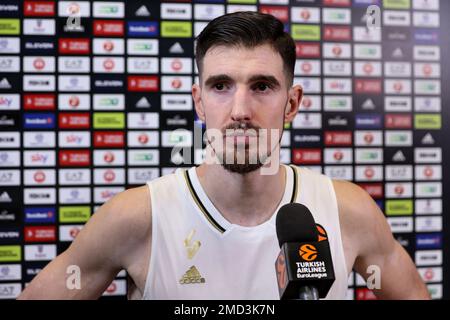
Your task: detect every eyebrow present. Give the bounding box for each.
[203,74,281,89]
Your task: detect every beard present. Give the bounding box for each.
[207,121,282,175]
[221,145,265,174]
[223,163,262,174]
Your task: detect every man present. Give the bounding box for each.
[19,11,429,300]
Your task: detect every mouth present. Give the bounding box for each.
[223,129,258,138]
[223,130,258,145]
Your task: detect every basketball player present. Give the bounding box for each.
[18,12,430,300]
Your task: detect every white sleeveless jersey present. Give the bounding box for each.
[140,164,349,300]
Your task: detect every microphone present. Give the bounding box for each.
[275,203,335,300]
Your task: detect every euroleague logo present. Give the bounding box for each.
[316,224,328,242]
[298,224,328,261]
[299,244,317,261]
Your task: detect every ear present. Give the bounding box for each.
[192,83,206,122]
[284,84,303,123]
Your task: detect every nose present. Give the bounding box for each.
[230,85,252,122]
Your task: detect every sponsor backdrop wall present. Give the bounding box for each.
[0,0,448,299]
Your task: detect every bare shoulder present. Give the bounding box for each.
[333,180,387,235]
[332,179,381,229]
[331,179,395,257]
[94,185,152,253]
[97,184,152,237]
[98,185,153,291]
[68,184,152,269]
[331,181,429,299]
[17,185,152,299]
[331,180,373,267]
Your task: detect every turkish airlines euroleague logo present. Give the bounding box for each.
[299,244,318,261]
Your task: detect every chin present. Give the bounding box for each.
[221,163,264,175]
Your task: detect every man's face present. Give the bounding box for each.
[192,44,302,174]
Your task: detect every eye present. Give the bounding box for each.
[213,83,229,91]
[253,82,272,92]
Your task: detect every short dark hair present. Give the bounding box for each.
[195,11,296,86]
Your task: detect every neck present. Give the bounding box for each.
[195,162,286,227]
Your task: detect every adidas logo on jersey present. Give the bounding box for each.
[179,266,205,284]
